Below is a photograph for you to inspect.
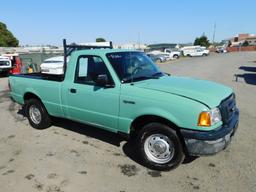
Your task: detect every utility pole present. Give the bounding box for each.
[138,32,141,50]
[212,22,216,46]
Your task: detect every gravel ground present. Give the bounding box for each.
[0,52,255,192]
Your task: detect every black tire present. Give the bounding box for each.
[136,122,185,171]
[203,53,207,56]
[156,58,162,63]
[0,71,8,77]
[173,54,179,59]
[25,98,52,129]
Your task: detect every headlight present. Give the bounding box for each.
[198,107,222,127]
[210,107,222,125]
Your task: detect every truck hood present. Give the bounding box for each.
[136,76,233,108]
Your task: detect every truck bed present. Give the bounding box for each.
[9,72,64,117]
[11,73,64,82]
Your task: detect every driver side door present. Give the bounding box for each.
[64,55,120,132]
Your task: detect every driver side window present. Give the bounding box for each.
[75,55,112,85]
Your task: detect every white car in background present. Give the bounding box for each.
[148,51,171,60]
[40,56,65,75]
[182,46,209,57]
[164,49,181,59]
[148,50,181,60]
[40,42,112,75]
[147,53,167,63]
[0,56,12,74]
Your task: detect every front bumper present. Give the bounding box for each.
[180,108,239,156]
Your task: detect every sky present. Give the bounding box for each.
[1,0,255,46]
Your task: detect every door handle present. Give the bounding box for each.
[70,88,77,93]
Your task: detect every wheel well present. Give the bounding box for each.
[131,115,179,133]
[24,92,41,102]
[131,115,188,155]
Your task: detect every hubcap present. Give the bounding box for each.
[144,134,175,164]
[29,105,42,124]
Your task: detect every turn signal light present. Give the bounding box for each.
[198,111,211,126]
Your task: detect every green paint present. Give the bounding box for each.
[9,49,233,134]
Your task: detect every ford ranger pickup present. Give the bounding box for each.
[9,39,239,170]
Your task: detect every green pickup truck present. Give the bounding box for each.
[9,40,239,170]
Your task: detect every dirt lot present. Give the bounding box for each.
[0,52,256,192]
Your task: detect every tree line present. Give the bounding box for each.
[0,22,19,47]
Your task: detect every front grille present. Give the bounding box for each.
[0,61,10,66]
[220,94,236,124]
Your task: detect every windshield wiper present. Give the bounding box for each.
[152,72,164,77]
[122,73,163,83]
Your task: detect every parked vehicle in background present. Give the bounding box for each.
[40,56,65,75]
[148,49,181,60]
[40,42,112,75]
[148,51,170,59]
[0,56,12,76]
[216,46,228,53]
[200,47,210,56]
[180,45,200,54]
[181,46,209,57]
[1,53,23,75]
[9,39,239,171]
[148,51,171,61]
[147,54,166,63]
[164,49,181,59]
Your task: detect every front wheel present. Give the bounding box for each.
[25,99,52,129]
[156,58,162,63]
[136,123,185,171]
[0,71,9,77]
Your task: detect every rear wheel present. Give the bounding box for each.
[173,54,179,59]
[25,99,52,129]
[136,122,185,171]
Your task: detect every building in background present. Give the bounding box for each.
[146,43,180,52]
[113,43,147,50]
[244,36,256,46]
[228,33,256,46]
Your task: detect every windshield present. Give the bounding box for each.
[106,52,163,83]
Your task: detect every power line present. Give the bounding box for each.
[212,22,216,45]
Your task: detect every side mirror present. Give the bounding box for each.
[95,74,109,87]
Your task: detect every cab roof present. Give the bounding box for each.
[72,49,141,56]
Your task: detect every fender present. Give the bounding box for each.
[118,107,182,134]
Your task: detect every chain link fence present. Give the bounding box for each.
[19,53,62,73]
